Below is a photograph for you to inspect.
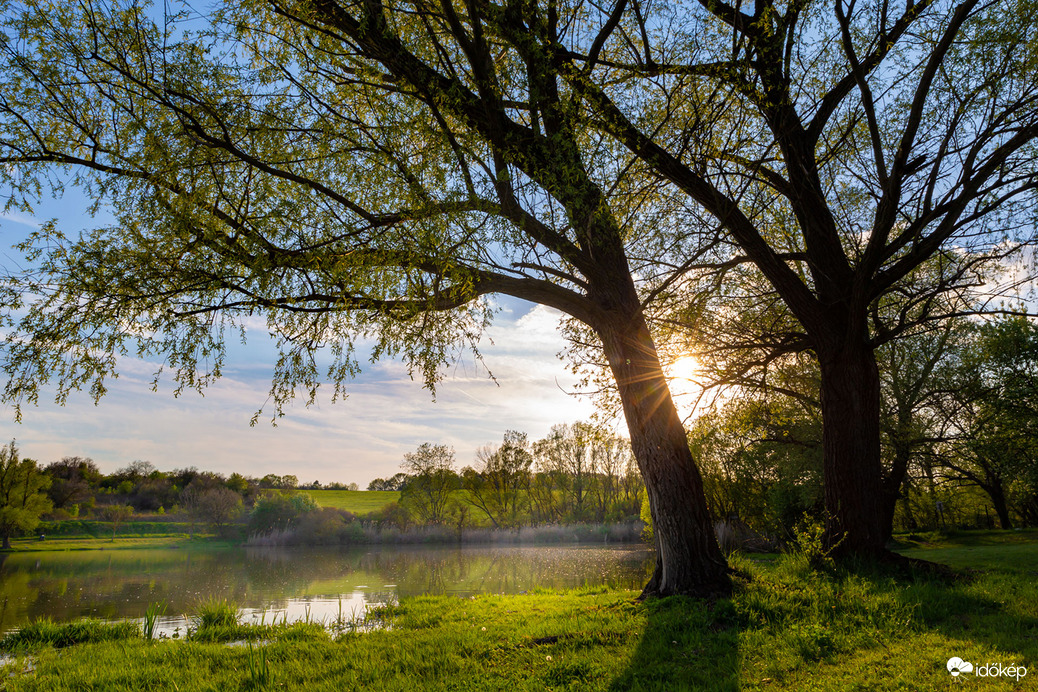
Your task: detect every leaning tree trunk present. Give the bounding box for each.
[984,481,1014,529]
[597,312,730,598]
[817,341,887,558]
[880,432,913,542]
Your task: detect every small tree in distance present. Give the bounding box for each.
[400,444,458,526]
[98,504,133,542]
[185,486,243,535]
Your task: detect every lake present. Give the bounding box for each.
[0,544,653,636]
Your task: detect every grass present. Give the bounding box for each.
[0,531,1035,690]
[892,528,1038,575]
[0,619,141,651]
[302,489,400,514]
[38,520,199,538]
[3,535,228,553]
[194,598,240,630]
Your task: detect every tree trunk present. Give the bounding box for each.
[1,535,9,550]
[818,342,887,557]
[985,482,1013,529]
[880,435,912,542]
[597,314,730,598]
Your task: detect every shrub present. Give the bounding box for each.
[248,491,318,534]
[292,506,357,543]
[366,501,412,530]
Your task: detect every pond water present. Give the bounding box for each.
[0,544,653,637]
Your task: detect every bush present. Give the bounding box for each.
[365,501,412,530]
[291,507,358,544]
[248,492,318,535]
[639,491,653,543]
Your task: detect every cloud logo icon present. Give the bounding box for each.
[947,657,974,676]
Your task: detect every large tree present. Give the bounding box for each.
[550,0,1038,555]
[0,0,733,595]
[0,442,52,549]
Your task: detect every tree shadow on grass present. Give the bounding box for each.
[606,592,741,692]
[883,558,1038,665]
[606,553,1038,692]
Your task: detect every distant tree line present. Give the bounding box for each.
[0,453,369,542]
[0,422,646,545]
[376,423,646,532]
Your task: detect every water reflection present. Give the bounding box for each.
[0,544,653,635]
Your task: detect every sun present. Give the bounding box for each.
[665,354,702,399]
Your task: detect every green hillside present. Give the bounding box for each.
[300,489,400,514]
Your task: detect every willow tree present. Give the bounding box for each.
[549,0,1038,556]
[0,441,52,549]
[0,0,730,595]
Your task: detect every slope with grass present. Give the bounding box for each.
[301,490,400,514]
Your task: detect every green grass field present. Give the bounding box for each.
[301,489,400,514]
[4,536,224,552]
[1,530,1034,690]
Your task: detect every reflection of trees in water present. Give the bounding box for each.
[348,546,654,596]
[0,554,37,634]
[0,545,652,633]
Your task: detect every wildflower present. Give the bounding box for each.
[546,655,553,661]
[481,626,487,631]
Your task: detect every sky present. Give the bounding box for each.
[0,210,605,483]
[0,168,718,486]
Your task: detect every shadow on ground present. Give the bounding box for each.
[606,591,741,691]
[605,551,1038,691]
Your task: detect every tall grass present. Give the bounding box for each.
[244,642,272,689]
[194,598,240,630]
[0,618,140,651]
[142,601,167,640]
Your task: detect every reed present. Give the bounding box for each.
[244,641,272,689]
[142,601,167,640]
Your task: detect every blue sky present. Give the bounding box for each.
[0,208,606,485]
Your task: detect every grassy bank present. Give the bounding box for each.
[3,535,226,552]
[2,533,1035,690]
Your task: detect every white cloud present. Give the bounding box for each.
[0,212,42,230]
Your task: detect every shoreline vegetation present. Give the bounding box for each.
[0,531,1035,691]
[3,517,646,554]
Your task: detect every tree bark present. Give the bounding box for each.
[984,482,1013,529]
[880,434,912,542]
[818,341,887,557]
[597,312,730,598]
